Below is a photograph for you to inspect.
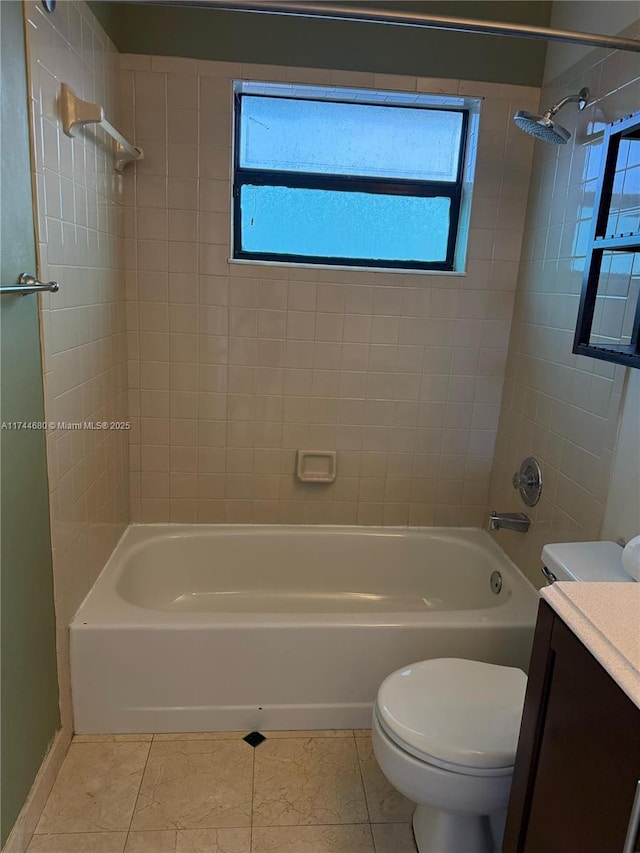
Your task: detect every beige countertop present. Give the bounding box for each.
[541,582,640,709]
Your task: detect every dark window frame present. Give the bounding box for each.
[232,92,469,272]
[573,110,640,369]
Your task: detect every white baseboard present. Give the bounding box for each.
[2,727,71,853]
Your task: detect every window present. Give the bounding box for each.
[574,111,640,369]
[232,82,477,272]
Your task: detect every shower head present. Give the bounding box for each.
[513,111,572,144]
[513,87,589,144]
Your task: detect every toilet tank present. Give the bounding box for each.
[541,541,636,583]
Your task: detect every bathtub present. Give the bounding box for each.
[70,525,539,734]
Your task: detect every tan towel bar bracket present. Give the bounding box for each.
[59,83,143,172]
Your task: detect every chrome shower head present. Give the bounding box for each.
[513,111,572,144]
[513,87,589,144]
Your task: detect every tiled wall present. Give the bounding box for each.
[25,0,129,733]
[602,371,640,545]
[488,21,640,585]
[121,55,539,526]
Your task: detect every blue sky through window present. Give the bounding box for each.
[241,185,450,262]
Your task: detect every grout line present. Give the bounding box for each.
[368,820,377,853]
[151,733,245,742]
[353,731,380,853]
[72,736,153,743]
[29,829,130,837]
[249,735,256,851]
[123,738,153,847]
[353,730,374,826]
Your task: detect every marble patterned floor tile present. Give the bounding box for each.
[355,736,415,823]
[27,834,127,853]
[261,730,354,739]
[251,824,375,852]
[253,737,368,826]
[354,730,372,738]
[73,734,153,743]
[36,743,150,833]
[124,828,251,852]
[370,822,418,853]
[130,740,253,830]
[153,732,245,742]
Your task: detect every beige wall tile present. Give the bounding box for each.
[25,1,129,739]
[488,41,638,585]
[121,57,537,525]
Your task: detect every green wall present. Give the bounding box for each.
[88,0,550,86]
[0,1,60,845]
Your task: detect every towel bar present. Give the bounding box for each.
[0,273,59,296]
[60,83,143,172]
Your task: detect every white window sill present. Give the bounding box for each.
[227,258,467,276]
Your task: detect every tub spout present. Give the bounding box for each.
[489,511,531,533]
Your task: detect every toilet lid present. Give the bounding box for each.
[376,658,527,770]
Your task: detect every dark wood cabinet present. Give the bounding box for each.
[504,599,640,853]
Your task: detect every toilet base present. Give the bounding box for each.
[412,803,494,853]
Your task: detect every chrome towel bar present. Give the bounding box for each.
[0,273,59,296]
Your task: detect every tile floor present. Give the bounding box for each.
[29,730,418,853]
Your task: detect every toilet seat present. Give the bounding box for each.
[375,658,527,774]
[374,708,512,778]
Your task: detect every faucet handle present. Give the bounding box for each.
[512,471,534,489]
[512,457,543,507]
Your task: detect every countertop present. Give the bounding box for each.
[541,582,640,709]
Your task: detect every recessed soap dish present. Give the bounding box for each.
[296,450,336,483]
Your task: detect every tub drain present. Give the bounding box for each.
[490,571,503,594]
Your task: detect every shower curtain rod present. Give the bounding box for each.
[161,0,640,53]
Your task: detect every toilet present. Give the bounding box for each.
[373,539,636,853]
[372,658,526,853]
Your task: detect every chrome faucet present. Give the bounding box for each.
[489,511,531,533]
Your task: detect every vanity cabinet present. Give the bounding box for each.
[504,599,640,853]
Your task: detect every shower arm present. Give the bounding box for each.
[543,88,590,120]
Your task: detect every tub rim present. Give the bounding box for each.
[71,524,539,630]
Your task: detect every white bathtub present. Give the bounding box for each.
[70,525,539,734]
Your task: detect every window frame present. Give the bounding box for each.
[573,110,640,369]
[232,91,469,272]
